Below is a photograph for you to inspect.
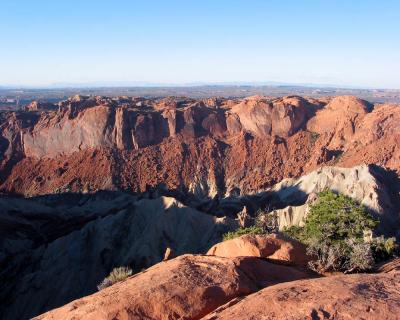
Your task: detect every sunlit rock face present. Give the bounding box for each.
[0,94,399,201]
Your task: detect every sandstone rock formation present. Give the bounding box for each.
[25,101,58,112]
[20,95,316,159]
[206,234,310,267]
[268,165,398,234]
[1,95,399,198]
[0,111,37,183]
[307,95,372,150]
[34,254,312,320]
[228,95,314,137]
[204,271,400,320]
[376,257,400,273]
[307,96,400,176]
[202,164,399,236]
[32,255,400,320]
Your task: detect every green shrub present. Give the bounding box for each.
[303,190,378,240]
[310,132,320,144]
[282,225,305,241]
[222,226,266,241]
[283,190,397,273]
[370,236,398,261]
[97,266,133,291]
[255,209,279,233]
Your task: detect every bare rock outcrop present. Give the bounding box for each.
[206,234,310,267]
[204,271,400,320]
[2,94,400,198]
[229,95,313,137]
[307,96,400,176]
[34,254,312,320]
[21,97,228,158]
[22,104,172,157]
[18,94,320,160]
[307,95,372,149]
[269,165,398,233]
[25,101,58,112]
[273,197,315,230]
[338,103,400,173]
[0,111,39,184]
[376,258,400,273]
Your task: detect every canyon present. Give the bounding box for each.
[1,94,399,197]
[1,94,400,319]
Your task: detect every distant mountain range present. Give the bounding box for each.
[0,81,391,90]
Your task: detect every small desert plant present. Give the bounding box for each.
[310,132,320,144]
[97,266,133,291]
[255,209,279,233]
[283,190,397,273]
[370,236,398,261]
[222,226,266,241]
[344,238,374,272]
[330,150,345,164]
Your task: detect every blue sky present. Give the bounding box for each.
[1,0,399,88]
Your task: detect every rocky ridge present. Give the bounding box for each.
[1,95,399,197]
[34,254,313,320]
[204,268,400,320]
[33,244,400,320]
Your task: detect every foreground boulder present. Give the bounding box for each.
[34,254,312,320]
[206,234,310,268]
[376,257,400,273]
[204,271,400,320]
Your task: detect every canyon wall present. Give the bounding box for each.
[0,95,399,198]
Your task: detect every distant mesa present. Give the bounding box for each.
[0,94,398,199]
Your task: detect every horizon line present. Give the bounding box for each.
[1,81,399,91]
